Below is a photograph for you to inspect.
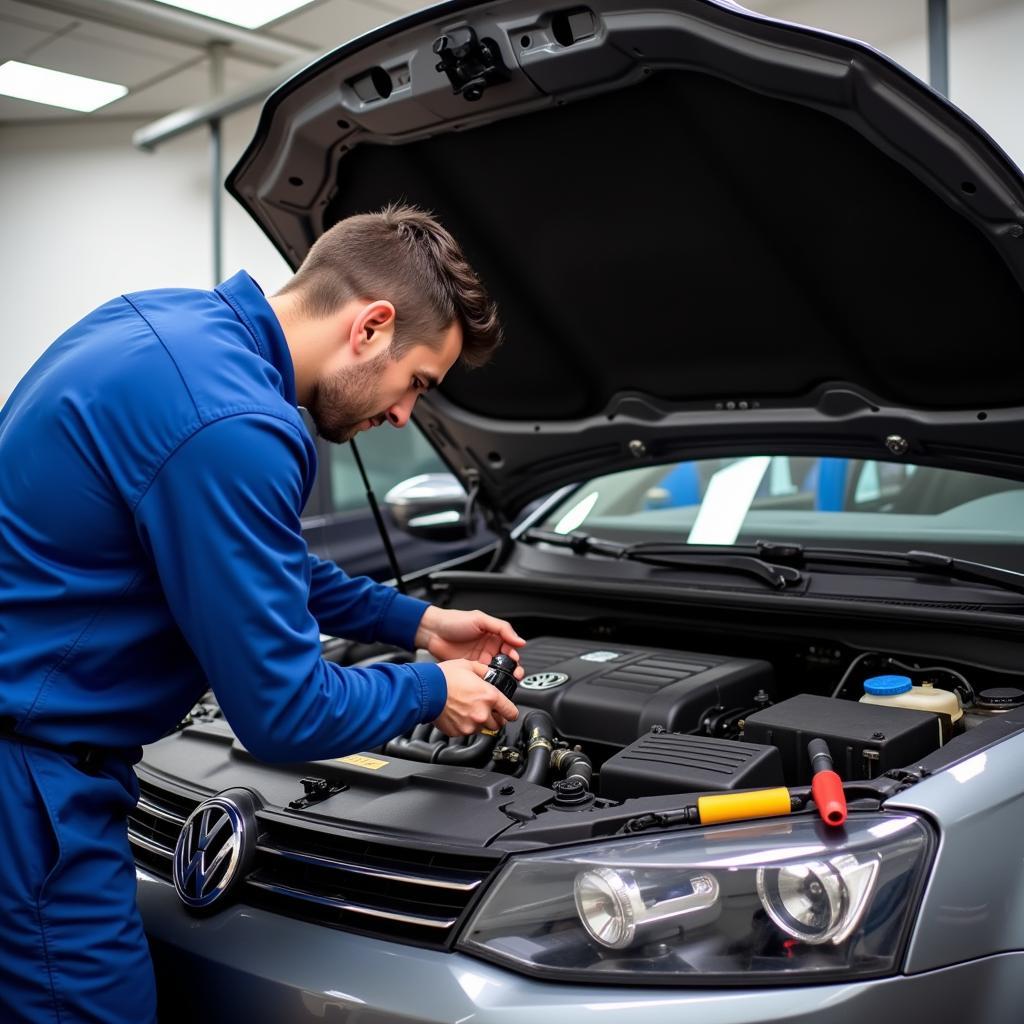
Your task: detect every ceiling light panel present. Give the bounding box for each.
[0,61,128,112]
[151,1,318,29]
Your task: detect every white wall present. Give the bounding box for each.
[0,108,290,400]
[947,0,1024,170]
[2,0,1023,401]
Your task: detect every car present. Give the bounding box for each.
[299,418,487,580]
[130,0,1024,1021]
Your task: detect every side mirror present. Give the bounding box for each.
[384,473,474,541]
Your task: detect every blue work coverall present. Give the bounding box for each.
[0,271,448,1023]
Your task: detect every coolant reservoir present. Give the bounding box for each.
[860,674,963,735]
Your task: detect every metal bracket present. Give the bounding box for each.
[882,766,931,792]
[288,777,349,810]
[433,27,509,101]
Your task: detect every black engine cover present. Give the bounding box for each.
[515,637,774,747]
[743,693,943,783]
[601,730,784,800]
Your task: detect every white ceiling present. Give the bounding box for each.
[0,0,426,122]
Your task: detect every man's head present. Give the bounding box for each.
[271,205,502,443]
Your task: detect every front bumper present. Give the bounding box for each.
[139,868,1022,1023]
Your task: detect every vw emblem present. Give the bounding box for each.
[521,671,571,691]
[173,790,256,911]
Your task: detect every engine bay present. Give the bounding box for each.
[376,635,1024,805]
[133,601,1024,967]
[170,620,1024,840]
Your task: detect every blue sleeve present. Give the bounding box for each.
[306,554,430,650]
[133,414,447,763]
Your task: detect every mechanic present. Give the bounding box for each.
[0,205,522,1024]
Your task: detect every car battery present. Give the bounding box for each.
[600,730,785,801]
[742,693,943,784]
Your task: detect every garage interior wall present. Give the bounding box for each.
[1,0,1023,403]
[0,109,291,400]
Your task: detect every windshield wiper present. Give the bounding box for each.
[522,530,1024,598]
[754,540,1024,598]
[521,529,803,590]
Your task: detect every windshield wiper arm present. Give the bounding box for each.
[754,540,1024,598]
[521,529,625,557]
[521,530,802,590]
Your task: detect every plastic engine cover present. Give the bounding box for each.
[514,637,774,747]
[601,730,785,800]
[743,693,943,784]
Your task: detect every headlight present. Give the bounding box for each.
[574,866,721,949]
[458,814,931,983]
[756,854,878,945]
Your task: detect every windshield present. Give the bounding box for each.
[541,456,1024,571]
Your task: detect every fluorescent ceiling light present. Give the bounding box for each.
[152,0,317,29]
[0,61,128,112]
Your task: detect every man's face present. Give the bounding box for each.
[307,321,462,444]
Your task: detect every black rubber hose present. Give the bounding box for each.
[435,732,498,765]
[385,721,435,756]
[383,735,409,757]
[385,735,446,761]
[520,709,555,785]
[386,725,496,765]
[553,749,593,791]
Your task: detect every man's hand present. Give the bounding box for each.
[415,606,526,676]
[435,659,519,736]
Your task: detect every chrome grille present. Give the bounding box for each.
[128,780,199,877]
[243,816,499,947]
[127,776,499,948]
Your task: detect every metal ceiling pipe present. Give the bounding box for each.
[927,0,950,97]
[132,55,309,150]
[28,0,315,66]
[209,42,227,286]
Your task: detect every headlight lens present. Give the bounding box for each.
[574,866,721,950]
[756,854,878,945]
[458,814,931,983]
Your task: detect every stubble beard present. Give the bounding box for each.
[307,349,391,444]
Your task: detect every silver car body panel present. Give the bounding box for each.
[137,866,1024,1023]
[888,728,1024,974]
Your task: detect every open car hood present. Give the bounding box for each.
[228,0,1024,519]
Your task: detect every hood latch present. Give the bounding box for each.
[433,27,509,102]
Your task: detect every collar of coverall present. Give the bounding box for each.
[215,270,298,409]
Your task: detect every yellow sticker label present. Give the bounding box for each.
[337,754,388,770]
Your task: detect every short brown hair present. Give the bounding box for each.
[277,204,502,368]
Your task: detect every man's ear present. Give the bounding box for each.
[350,300,396,357]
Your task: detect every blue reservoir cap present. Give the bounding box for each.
[864,674,913,696]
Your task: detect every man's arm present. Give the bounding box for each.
[305,553,428,651]
[133,413,449,762]
[306,552,527,735]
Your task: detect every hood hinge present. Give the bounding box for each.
[882,765,931,792]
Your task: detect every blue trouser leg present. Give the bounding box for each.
[0,743,156,1024]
